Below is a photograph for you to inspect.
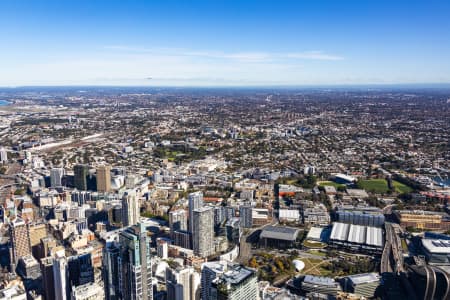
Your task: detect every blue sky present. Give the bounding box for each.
[1,0,450,86]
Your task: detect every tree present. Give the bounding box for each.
[248,257,258,268]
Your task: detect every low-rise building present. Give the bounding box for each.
[421,238,450,265]
[343,273,380,298]
[394,210,445,231]
[259,226,300,249]
[211,264,258,300]
[71,282,105,300]
[329,222,383,254]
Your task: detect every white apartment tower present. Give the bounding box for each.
[188,192,204,234]
[50,168,64,188]
[122,189,140,227]
[192,206,214,258]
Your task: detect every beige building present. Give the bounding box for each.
[394,210,442,230]
[96,165,111,193]
[28,222,47,258]
[9,218,32,265]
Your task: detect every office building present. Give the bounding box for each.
[211,264,258,300]
[28,222,47,258]
[74,164,89,191]
[169,209,188,232]
[51,168,64,187]
[240,190,254,201]
[343,273,380,298]
[189,192,204,234]
[9,217,32,267]
[68,253,95,291]
[173,230,192,249]
[279,208,301,223]
[0,285,26,300]
[239,205,253,228]
[71,282,105,300]
[226,218,240,244]
[166,266,200,300]
[122,189,140,227]
[17,255,41,280]
[201,262,227,300]
[53,251,69,300]
[190,270,201,300]
[71,190,91,206]
[156,238,169,259]
[119,223,153,300]
[103,242,120,300]
[394,210,443,231]
[299,275,342,296]
[421,238,450,265]
[97,165,111,193]
[251,208,271,227]
[108,205,123,227]
[192,206,214,257]
[41,257,56,300]
[0,147,7,163]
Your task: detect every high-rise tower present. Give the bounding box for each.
[9,217,32,267]
[192,206,214,258]
[74,164,89,191]
[122,189,140,227]
[188,192,204,235]
[118,223,153,300]
[97,165,111,193]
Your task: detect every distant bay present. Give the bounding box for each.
[0,100,10,106]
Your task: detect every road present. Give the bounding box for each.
[381,222,404,274]
[238,221,277,263]
[382,204,397,215]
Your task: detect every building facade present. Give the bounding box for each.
[169,209,188,233]
[189,192,204,235]
[118,223,153,300]
[192,206,214,257]
[211,265,258,300]
[74,164,89,191]
[97,165,112,193]
[51,168,64,187]
[103,242,120,300]
[9,218,32,267]
[122,189,140,227]
[166,266,200,300]
[394,210,443,231]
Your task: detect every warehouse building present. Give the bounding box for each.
[336,211,385,227]
[259,226,300,249]
[329,222,383,253]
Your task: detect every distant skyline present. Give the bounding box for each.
[1,0,450,86]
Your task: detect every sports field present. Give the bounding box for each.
[357,179,412,193]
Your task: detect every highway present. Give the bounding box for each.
[381,222,404,274]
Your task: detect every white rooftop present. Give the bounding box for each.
[422,239,450,254]
[306,227,324,240]
[330,222,383,247]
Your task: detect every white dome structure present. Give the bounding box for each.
[293,259,305,272]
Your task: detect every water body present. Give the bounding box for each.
[0,100,11,106]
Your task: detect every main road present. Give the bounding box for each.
[381,222,404,274]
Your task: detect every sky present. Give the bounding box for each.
[1,0,450,86]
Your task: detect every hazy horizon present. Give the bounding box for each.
[1,1,450,86]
